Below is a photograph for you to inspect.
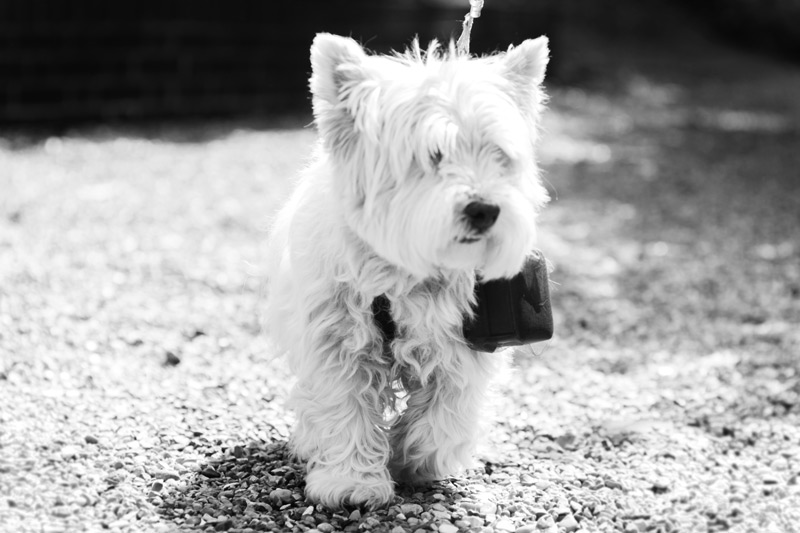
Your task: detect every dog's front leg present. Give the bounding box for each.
[289,335,394,509]
[389,347,504,484]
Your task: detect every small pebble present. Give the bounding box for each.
[400,503,423,516]
[60,445,81,459]
[84,435,99,444]
[52,507,73,518]
[153,469,180,481]
[431,510,451,520]
[623,522,639,533]
[438,523,459,533]
[200,468,221,478]
[536,515,555,530]
[553,505,571,516]
[771,457,789,470]
[651,479,670,493]
[480,502,497,515]
[363,517,382,529]
[214,519,234,531]
[495,518,515,532]
[556,433,576,449]
[459,501,480,512]
[558,514,579,532]
[464,516,483,529]
[164,351,181,366]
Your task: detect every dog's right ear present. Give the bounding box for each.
[309,34,372,210]
[309,33,371,168]
[310,33,367,112]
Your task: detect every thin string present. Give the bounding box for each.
[456,0,484,56]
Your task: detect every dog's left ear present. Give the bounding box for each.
[502,36,549,99]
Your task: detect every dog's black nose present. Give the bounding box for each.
[464,201,500,232]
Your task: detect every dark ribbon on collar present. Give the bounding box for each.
[370,252,553,353]
[371,294,397,344]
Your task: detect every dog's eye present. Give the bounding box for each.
[430,150,443,167]
[495,148,513,169]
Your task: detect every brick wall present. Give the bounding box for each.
[1,0,557,125]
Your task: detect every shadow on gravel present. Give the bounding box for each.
[157,440,306,531]
[157,440,468,532]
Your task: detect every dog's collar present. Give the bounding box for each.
[370,252,553,353]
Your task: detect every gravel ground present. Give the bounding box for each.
[2,23,800,533]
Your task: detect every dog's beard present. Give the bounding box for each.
[437,190,538,280]
[347,177,538,281]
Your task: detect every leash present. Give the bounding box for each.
[456,0,484,56]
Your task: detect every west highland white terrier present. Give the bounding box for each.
[265,32,550,508]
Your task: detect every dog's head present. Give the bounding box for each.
[310,33,550,280]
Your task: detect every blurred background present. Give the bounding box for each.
[2,0,799,126]
[0,0,556,125]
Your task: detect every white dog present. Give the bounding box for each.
[265,33,550,508]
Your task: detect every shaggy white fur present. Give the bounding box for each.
[265,33,550,508]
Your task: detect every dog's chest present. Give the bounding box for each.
[371,276,473,348]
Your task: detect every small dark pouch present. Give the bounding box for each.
[463,250,553,352]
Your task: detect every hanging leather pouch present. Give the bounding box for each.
[463,250,553,352]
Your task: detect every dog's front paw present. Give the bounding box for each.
[305,465,395,509]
